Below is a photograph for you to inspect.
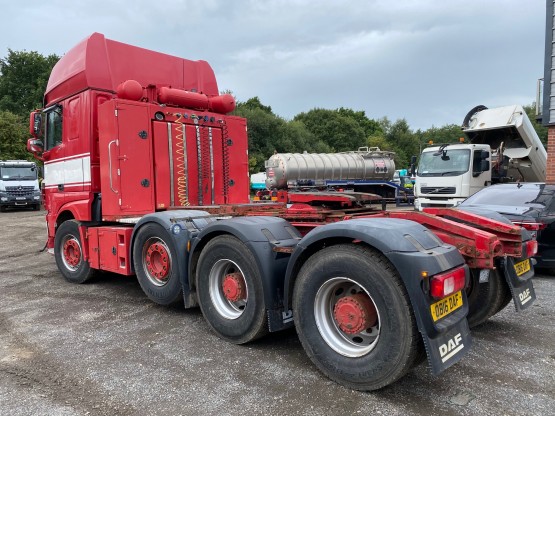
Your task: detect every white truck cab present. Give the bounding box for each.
[414,105,546,210]
[414,143,491,209]
[0,160,41,211]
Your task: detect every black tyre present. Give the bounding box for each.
[133,223,182,306]
[466,268,509,328]
[54,220,97,284]
[292,244,420,391]
[196,235,268,344]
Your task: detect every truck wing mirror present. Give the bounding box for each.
[29,110,42,138]
[409,155,417,175]
[27,138,44,161]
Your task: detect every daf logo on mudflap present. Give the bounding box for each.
[439,333,464,363]
[519,288,532,305]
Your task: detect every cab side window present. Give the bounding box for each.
[45,107,63,151]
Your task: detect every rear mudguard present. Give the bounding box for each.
[283,218,472,375]
[189,216,302,327]
[501,256,536,311]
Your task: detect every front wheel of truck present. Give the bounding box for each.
[54,220,97,284]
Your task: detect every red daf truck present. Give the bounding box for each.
[27,33,537,391]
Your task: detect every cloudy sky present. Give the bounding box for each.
[1,0,547,130]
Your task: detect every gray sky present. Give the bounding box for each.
[1,0,547,130]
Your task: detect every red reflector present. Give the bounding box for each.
[526,240,538,258]
[430,267,466,299]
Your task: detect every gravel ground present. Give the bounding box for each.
[1,209,554,415]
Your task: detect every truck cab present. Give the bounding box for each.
[0,160,41,211]
[414,104,547,210]
[414,143,491,209]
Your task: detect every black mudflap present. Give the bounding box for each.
[423,318,472,376]
[502,257,536,312]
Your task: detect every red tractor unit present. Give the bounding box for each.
[28,33,537,391]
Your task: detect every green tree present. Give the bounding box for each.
[336,108,383,138]
[237,96,274,114]
[366,132,396,154]
[293,108,366,152]
[0,110,31,160]
[383,118,419,169]
[0,49,60,118]
[417,124,465,148]
[234,98,330,172]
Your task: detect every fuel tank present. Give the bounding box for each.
[265,147,396,189]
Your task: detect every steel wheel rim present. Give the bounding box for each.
[142,237,173,287]
[208,259,248,319]
[314,277,381,357]
[61,234,82,272]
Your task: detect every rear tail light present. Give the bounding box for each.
[430,266,466,299]
[526,240,538,258]
[510,220,546,231]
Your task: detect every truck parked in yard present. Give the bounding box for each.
[0,160,41,211]
[26,33,537,390]
[414,105,547,210]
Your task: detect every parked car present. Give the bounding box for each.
[459,183,555,272]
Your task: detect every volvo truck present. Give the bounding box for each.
[414,105,547,210]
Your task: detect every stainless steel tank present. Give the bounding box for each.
[265,147,396,189]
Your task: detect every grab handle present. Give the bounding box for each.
[108,140,118,194]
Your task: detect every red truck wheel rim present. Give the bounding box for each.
[143,238,172,286]
[333,293,378,334]
[222,272,246,303]
[208,259,248,319]
[62,237,82,270]
[314,277,381,357]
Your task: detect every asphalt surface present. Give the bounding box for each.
[1,209,554,415]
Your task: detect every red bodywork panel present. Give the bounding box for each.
[45,33,219,107]
[87,226,133,274]
[97,98,248,219]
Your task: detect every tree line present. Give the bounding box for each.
[0,48,548,172]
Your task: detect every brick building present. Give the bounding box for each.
[543,0,555,182]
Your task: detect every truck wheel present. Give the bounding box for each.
[196,235,267,344]
[292,244,420,391]
[466,268,508,328]
[133,223,182,306]
[54,220,97,283]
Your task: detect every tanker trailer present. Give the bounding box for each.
[265,147,401,200]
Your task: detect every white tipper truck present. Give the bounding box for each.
[414,105,547,210]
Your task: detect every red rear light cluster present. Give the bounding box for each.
[430,267,466,299]
[526,240,538,258]
[510,220,546,232]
